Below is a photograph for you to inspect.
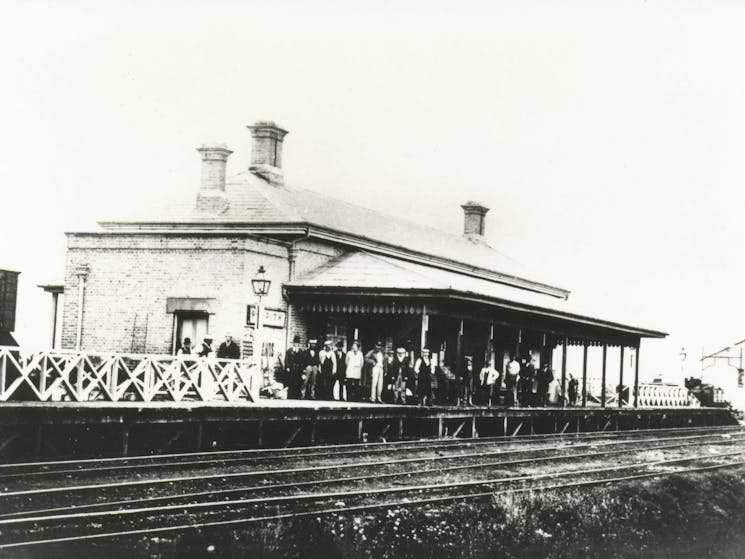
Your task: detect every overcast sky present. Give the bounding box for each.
[2,0,744,380]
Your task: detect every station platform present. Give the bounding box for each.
[0,401,737,462]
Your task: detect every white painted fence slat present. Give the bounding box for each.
[0,346,257,403]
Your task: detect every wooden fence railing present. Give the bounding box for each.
[0,346,260,403]
[583,379,701,408]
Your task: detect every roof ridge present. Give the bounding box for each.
[281,182,531,273]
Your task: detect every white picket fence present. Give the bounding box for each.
[0,346,261,403]
[583,378,700,408]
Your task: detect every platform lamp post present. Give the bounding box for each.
[251,266,272,365]
[679,347,687,382]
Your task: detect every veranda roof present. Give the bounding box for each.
[286,251,667,340]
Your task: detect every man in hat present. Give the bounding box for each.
[458,355,475,406]
[177,337,193,356]
[303,339,320,399]
[505,354,520,406]
[318,339,337,400]
[333,340,347,401]
[365,341,386,403]
[537,363,554,406]
[414,347,435,406]
[518,354,536,407]
[386,346,411,404]
[479,359,501,406]
[345,340,364,401]
[284,334,305,399]
[217,333,240,360]
[198,336,214,358]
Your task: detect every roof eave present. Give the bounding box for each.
[95,220,571,300]
[284,284,667,339]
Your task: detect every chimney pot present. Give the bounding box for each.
[461,201,490,237]
[197,143,233,192]
[247,120,288,186]
[196,143,232,213]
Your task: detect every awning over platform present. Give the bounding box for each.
[286,251,667,340]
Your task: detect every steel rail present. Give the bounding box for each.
[3,425,739,480]
[2,452,744,549]
[3,430,741,499]
[4,445,745,528]
[2,424,737,472]
[3,432,741,520]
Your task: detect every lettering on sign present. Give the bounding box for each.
[246,305,286,329]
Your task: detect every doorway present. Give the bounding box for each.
[175,312,209,354]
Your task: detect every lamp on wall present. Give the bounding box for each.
[251,266,271,297]
[251,266,271,368]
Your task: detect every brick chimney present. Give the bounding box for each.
[461,201,489,237]
[196,143,232,212]
[247,120,288,186]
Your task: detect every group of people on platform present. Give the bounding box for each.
[173,333,586,406]
[176,333,241,360]
[278,336,579,407]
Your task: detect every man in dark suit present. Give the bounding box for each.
[333,340,347,401]
[285,335,305,399]
[386,346,411,404]
[217,333,241,359]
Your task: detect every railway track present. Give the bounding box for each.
[1,424,738,482]
[1,426,743,550]
[1,426,741,506]
[2,424,738,477]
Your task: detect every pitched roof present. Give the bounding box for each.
[100,170,568,298]
[287,251,666,338]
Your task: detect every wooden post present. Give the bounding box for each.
[358,419,364,442]
[489,323,495,367]
[256,420,263,448]
[634,343,640,408]
[438,417,444,438]
[398,418,404,440]
[619,346,625,408]
[540,333,547,368]
[515,328,522,358]
[456,320,464,404]
[420,307,429,351]
[471,416,478,438]
[0,352,6,397]
[581,342,588,407]
[561,338,568,407]
[601,344,607,409]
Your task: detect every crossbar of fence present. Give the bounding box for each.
[0,346,260,403]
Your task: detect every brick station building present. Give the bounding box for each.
[58,120,665,398]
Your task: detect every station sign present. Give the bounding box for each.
[246,305,286,329]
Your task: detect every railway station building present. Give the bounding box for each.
[58,121,666,400]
